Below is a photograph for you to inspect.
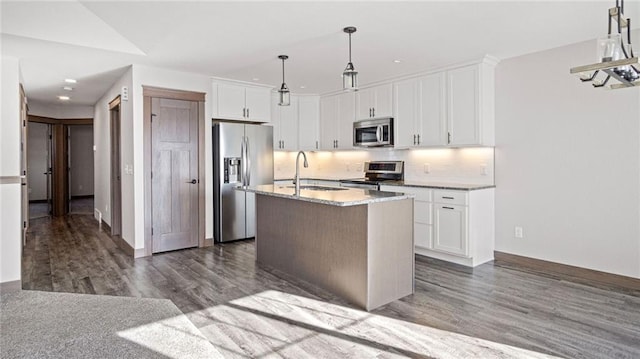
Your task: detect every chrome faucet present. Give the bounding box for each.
[294,151,308,195]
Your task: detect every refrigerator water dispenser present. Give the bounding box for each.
[224,157,241,184]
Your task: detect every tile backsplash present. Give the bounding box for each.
[274,147,494,185]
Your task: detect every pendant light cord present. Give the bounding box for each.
[348,33,352,63]
[282,58,285,84]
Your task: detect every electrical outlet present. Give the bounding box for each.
[514,226,524,238]
[424,163,430,174]
[480,164,488,176]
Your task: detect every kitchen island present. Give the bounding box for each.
[240,184,415,311]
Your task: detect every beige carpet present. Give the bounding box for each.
[0,290,223,359]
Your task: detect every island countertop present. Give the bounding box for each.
[238,184,414,207]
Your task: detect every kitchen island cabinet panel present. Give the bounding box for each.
[253,191,414,311]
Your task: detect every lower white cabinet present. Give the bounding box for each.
[433,203,468,256]
[380,185,494,267]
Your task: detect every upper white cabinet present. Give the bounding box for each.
[298,96,320,151]
[393,73,447,147]
[320,92,354,150]
[447,63,495,146]
[271,94,320,151]
[393,61,495,148]
[356,83,393,120]
[213,81,271,123]
[271,93,298,151]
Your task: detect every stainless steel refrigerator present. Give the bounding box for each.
[213,122,273,243]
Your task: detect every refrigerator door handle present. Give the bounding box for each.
[240,136,246,186]
[246,137,251,186]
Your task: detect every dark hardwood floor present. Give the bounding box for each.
[22,214,640,358]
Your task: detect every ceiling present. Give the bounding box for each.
[2,1,639,106]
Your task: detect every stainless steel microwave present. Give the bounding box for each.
[353,118,394,147]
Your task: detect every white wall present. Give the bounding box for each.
[27,122,49,201]
[93,66,133,244]
[131,65,213,249]
[274,147,495,185]
[28,101,94,119]
[69,125,94,196]
[495,37,640,278]
[0,56,23,283]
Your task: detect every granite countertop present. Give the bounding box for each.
[238,184,414,207]
[379,181,495,191]
[274,177,343,182]
[274,177,495,191]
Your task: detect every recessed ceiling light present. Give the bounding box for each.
[252,78,260,81]
[64,78,77,83]
[63,86,73,91]
[58,96,70,101]
[300,85,306,89]
[393,59,402,63]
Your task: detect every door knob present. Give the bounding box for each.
[188,179,197,184]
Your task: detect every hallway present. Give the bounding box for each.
[21,215,640,358]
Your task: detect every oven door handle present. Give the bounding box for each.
[376,125,383,143]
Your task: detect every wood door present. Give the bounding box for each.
[110,104,122,237]
[20,88,28,243]
[151,98,199,253]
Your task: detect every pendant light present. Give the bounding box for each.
[278,55,290,106]
[342,26,358,91]
[570,0,639,89]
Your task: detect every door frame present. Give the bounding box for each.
[20,85,28,244]
[109,96,122,237]
[142,86,207,257]
[28,116,93,216]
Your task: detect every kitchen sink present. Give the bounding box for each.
[283,185,348,191]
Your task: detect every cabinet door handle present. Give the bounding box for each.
[372,108,375,117]
[316,141,318,149]
[243,108,246,118]
[369,108,372,117]
[417,134,420,144]
[282,140,284,148]
[442,196,454,199]
[447,132,451,144]
[246,108,250,118]
[442,206,455,210]
[413,134,416,145]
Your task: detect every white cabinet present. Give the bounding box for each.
[213,81,271,123]
[392,61,495,148]
[356,83,393,120]
[271,94,320,151]
[319,92,354,150]
[446,63,494,146]
[271,94,298,151]
[394,74,447,147]
[433,203,468,256]
[380,185,495,267]
[298,96,320,151]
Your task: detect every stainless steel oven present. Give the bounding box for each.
[353,118,393,147]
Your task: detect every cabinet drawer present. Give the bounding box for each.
[433,190,467,205]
